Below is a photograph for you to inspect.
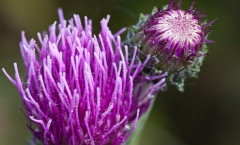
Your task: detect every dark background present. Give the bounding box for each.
[0,0,239,145]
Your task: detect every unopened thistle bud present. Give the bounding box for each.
[126,0,215,91]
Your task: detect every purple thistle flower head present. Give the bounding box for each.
[140,0,215,71]
[3,9,166,145]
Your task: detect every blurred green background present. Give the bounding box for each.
[0,0,239,145]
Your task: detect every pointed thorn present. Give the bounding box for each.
[203,39,215,43]
[177,0,182,9]
[203,19,216,29]
[168,0,175,9]
[198,14,208,19]
[189,0,196,12]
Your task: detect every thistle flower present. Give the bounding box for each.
[3,9,166,145]
[134,0,215,71]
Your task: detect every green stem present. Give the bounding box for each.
[127,84,156,145]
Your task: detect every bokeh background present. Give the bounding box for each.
[0,0,239,145]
